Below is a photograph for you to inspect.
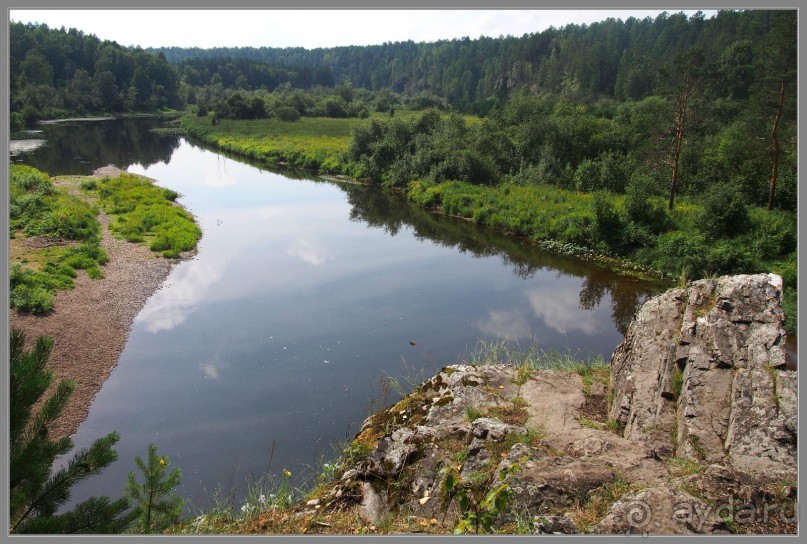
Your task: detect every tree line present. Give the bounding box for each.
[151,11,788,112]
[10,22,182,127]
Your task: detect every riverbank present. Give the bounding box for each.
[179,112,797,335]
[9,166,199,440]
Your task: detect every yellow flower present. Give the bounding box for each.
[283,469,292,478]
[159,458,166,466]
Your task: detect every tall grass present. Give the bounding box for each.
[9,165,108,313]
[87,173,201,258]
[181,115,355,173]
[462,338,608,373]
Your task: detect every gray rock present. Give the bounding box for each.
[594,487,726,534]
[609,274,795,475]
[471,417,527,441]
[358,482,387,525]
[500,454,616,514]
[534,515,580,534]
[358,436,417,477]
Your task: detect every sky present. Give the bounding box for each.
[9,9,717,50]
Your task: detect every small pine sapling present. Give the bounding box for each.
[9,329,134,534]
[125,444,184,533]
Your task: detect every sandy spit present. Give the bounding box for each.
[10,166,195,441]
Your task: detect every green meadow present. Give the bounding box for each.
[9,165,201,314]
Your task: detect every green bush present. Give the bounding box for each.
[698,183,750,240]
[274,106,301,122]
[752,210,797,260]
[704,240,759,275]
[592,191,623,251]
[624,174,669,234]
[646,231,708,278]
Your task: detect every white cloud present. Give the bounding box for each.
[205,168,237,188]
[200,362,221,380]
[474,309,531,340]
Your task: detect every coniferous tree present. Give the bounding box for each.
[757,10,797,210]
[125,444,184,533]
[658,47,706,210]
[9,329,135,534]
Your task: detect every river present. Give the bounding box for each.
[13,117,673,510]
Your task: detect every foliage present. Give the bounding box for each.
[10,22,181,123]
[697,183,751,240]
[10,165,98,241]
[86,173,201,258]
[237,469,296,519]
[9,165,109,313]
[125,444,184,533]
[441,460,520,534]
[10,329,135,534]
[172,7,796,326]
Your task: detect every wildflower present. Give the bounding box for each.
[283,469,292,478]
[159,457,166,466]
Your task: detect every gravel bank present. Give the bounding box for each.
[10,166,194,441]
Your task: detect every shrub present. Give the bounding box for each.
[704,239,759,275]
[274,106,301,122]
[698,183,750,240]
[592,191,622,251]
[752,210,797,261]
[624,173,669,234]
[649,231,708,278]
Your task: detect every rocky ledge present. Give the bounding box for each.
[255,274,796,535]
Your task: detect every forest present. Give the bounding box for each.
[9,9,798,323]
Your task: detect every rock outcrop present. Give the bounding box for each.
[253,274,796,535]
[609,273,795,478]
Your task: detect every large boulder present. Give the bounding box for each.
[609,274,795,476]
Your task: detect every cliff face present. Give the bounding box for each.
[609,273,795,478]
[246,274,796,535]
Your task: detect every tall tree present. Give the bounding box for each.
[658,47,706,210]
[759,10,797,210]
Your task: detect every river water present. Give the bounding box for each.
[14,118,673,509]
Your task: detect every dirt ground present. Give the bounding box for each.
[10,166,190,441]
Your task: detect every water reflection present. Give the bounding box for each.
[286,238,331,267]
[340,182,665,336]
[11,117,181,175]
[135,254,228,333]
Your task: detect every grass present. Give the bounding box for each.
[671,365,685,400]
[464,339,610,395]
[9,165,201,313]
[84,173,201,258]
[9,165,108,313]
[181,114,356,173]
[571,476,635,533]
[666,457,703,477]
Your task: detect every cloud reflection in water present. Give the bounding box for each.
[286,238,330,267]
[526,285,604,335]
[134,256,227,333]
